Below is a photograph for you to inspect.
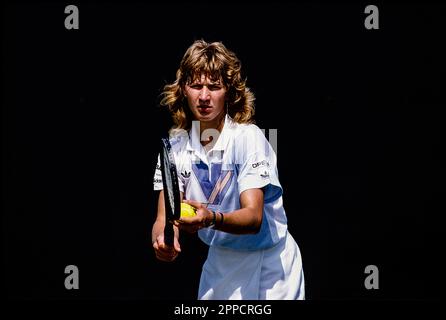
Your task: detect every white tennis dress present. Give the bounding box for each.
[154,115,305,300]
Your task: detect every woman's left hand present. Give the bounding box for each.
[173,200,212,233]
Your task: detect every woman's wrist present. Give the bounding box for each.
[218,212,224,227]
[205,210,217,228]
[204,210,224,229]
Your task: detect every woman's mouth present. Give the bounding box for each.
[198,106,212,114]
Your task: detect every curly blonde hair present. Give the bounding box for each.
[160,40,255,130]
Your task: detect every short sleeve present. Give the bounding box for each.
[236,126,282,203]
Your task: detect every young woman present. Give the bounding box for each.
[152,40,304,300]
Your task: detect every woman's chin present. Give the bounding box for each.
[195,114,214,122]
[192,110,225,126]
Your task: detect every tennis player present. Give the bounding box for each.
[152,40,304,300]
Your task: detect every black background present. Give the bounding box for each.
[3,1,444,303]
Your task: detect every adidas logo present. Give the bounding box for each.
[260,171,269,178]
[181,170,191,178]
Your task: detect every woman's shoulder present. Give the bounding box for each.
[231,121,265,141]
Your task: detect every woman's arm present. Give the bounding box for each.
[152,190,183,261]
[177,188,264,235]
[213,188,263,234]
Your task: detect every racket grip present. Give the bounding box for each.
[164,222,174,246]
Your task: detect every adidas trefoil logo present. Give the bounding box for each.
[260,171,269,178]
[181,170,191,178]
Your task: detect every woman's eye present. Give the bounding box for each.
[189,84,221,90]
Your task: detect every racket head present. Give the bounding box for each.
[160,137,181,245]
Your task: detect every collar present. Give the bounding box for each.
[186,114,234,154]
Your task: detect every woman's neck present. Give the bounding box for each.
[199,112,226,147]
[199,112,226,134]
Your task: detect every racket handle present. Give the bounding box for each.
[164,222,174,246]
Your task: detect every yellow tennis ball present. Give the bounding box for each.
[181,202,197,218]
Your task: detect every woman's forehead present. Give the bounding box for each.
[188,73,222,84]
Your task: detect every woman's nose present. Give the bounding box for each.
[199,87,210,101]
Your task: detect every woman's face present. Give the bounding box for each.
[184,74,227,127]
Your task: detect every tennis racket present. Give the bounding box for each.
[160,137,181,246]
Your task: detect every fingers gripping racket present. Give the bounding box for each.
[160,137,181,246]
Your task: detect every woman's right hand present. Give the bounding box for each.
[152,220,181,262]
